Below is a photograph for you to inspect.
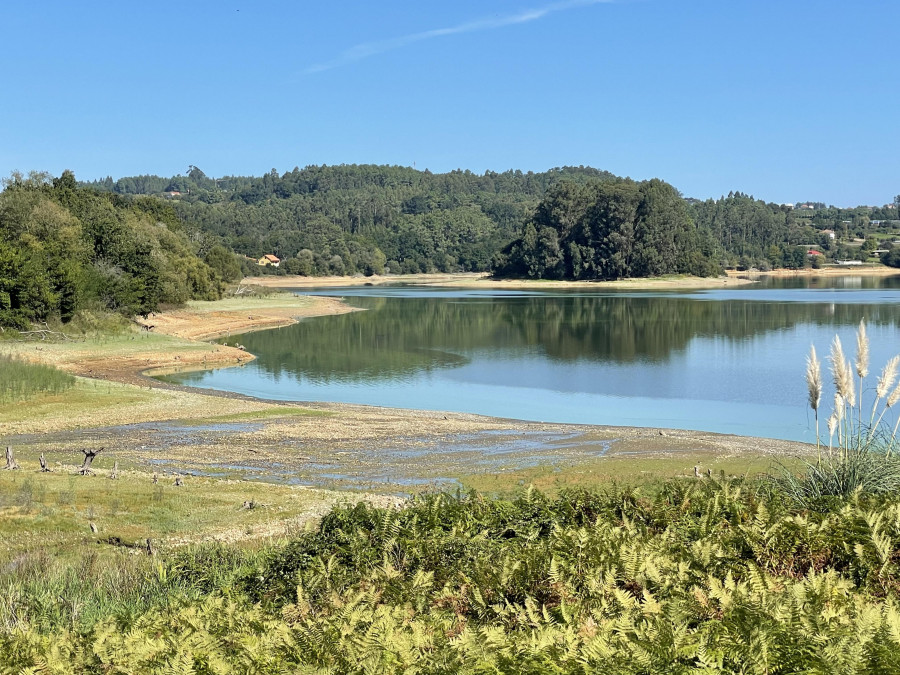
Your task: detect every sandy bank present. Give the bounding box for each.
[140,293,357,341]
[1,294,356,390]
[245,272,757,290]
[727,266,900,279]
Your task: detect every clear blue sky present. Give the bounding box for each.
[1,0,897,206]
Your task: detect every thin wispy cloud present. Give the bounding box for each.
[306,0,614,74]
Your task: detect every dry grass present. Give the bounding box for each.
[0,467,396,561]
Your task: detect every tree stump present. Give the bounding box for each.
[39,453,50,472]
[3,446,19,470]
[90,522,98,534]
[109,461,119,480]
[174,475,183,487]
[146,538,155,556]
[79,447,103,475]
[152,473,158,484]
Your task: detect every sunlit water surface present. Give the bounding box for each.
[159,275,900,441]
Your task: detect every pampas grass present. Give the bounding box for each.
[779,321,900,506]
[806,345,822,456]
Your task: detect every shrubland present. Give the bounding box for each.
[5,482,900,672]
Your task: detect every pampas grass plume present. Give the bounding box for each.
[856,319,869,379]
[876,356,900,400]
[806,345,821,411]
[888,383,900,409]
[830,336,855,405]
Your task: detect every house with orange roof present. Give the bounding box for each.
[257,254,281,268]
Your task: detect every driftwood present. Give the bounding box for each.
[109,461,119,480]
[39,453,50,472]
[79,447,103,475]
[4,447,19,470]
[17,322,76,342]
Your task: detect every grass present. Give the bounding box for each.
[178,407,333,424]
[458,452,793,496]
[0,354,75,402]
[0,468,337,560]
[184,292,320,313]
[0,378,156,428]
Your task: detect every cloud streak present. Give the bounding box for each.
[306,0,614,74]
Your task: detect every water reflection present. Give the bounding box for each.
[219,293,900,381]
[164,276,900,440]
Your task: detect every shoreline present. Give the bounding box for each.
[0,280,819,488]
[243,267,900,290]
[726,265,900,279]
[244,272,757,290]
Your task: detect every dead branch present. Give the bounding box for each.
[4,446,19,470]
[17,322,76,342]
[79,447,103,475]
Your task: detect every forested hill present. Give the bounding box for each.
[0,171,238,329]
[83,165,617,276]
[81,165,898,281]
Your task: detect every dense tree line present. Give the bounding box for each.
[81,165,899,282]
[493,178,722,280]
[84,165,617,276]
[0,171,239,329]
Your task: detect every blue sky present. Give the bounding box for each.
[1,0,897,206]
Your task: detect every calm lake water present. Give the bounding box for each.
[161,276,900,442]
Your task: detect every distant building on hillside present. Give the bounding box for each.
[258,254,281,268]
[821,229,836,239]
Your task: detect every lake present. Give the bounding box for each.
[160,275,900,442]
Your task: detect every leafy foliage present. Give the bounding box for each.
[85,165,620,279]
[0,171,230,327]
[7,484,900,672]
[493,178,723,280]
